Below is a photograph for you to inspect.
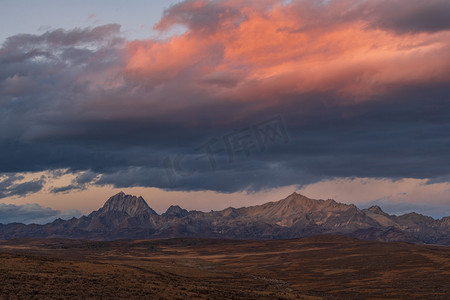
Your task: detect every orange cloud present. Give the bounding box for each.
[124,0,450,102]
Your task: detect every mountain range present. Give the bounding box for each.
[1,192,449,244]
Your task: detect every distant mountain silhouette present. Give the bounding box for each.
[0,192,449,244]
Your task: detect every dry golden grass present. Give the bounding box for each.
[0,235,449,299]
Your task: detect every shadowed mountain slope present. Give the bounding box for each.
[0,192,449,244]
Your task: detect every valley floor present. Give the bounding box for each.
[0,235,449,299]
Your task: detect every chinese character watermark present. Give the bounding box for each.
[163,115,289,185]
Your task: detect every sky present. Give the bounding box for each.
[1,0,450,224]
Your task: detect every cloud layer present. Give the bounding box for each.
[1,0,450,195]
[0,174,46,198]
[0,203,82,224]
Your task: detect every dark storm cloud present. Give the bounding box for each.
[1,1,450,194]
[2,83,450,193]
[91,82,450,193]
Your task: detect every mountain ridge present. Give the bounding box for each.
[0,192,448,245]
[89,192,157,217]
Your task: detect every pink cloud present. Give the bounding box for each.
[124,0,450,102]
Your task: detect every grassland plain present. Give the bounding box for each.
[0,235,449,299]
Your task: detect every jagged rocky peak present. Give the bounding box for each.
[164,205,188,218]
[279,192,312,205]
[251,192,320,218]
[365,205,385,214]
[397,211,435,223]
[0,191,449,245]
[281,192,340,209]
[440,216,450,226]
[285,192,333,203]
[99,192,157,216]
[287,192,309,200]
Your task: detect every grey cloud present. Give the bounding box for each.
[51,170,99,194]
[283,0,450,34]
[2,82,450,194]
[0,203,82,225]
[51,185,80,194]
[75,170,98,185]
[0,174,24,190]
[0,3,450,197]
[2,24,122,50]
[0,24,125,144]
[363,0,450,34]
[0,175,46,198]
[155,0,243,34]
